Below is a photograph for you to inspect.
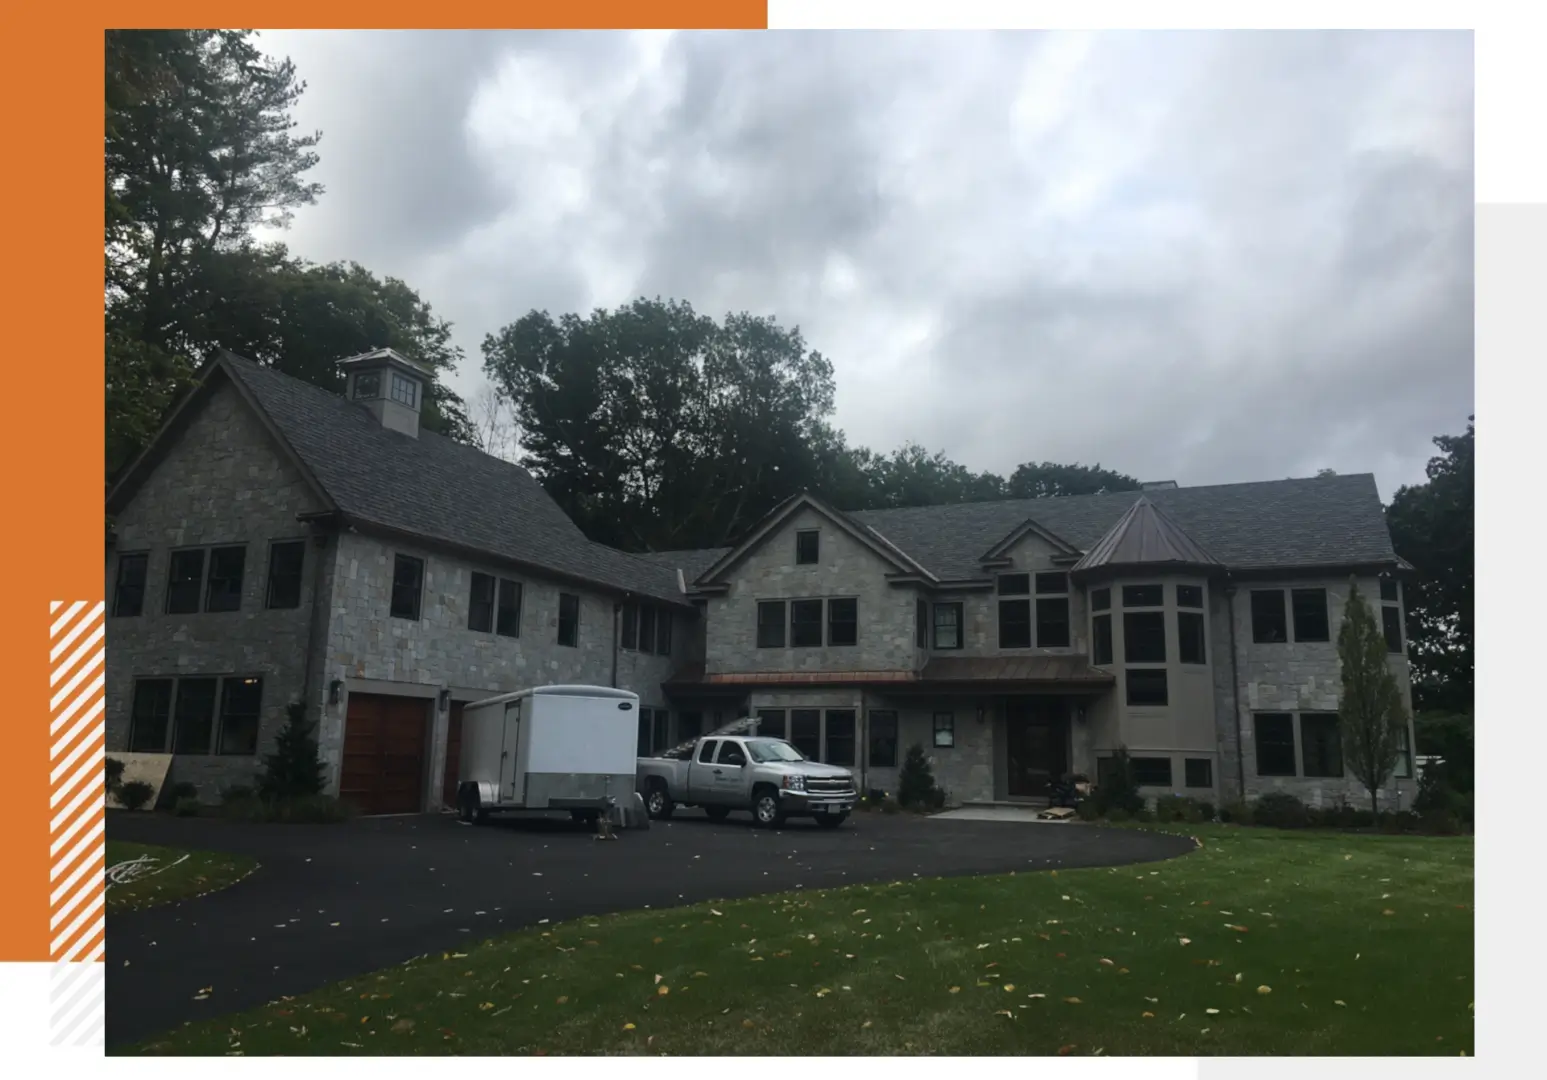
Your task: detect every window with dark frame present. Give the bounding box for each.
[265,540,305,610]
[828,598,858,646]
[757,601,787,648]
[656,609,673,656]
[639,603,657,653]
[638,711,654,756]
[998,598,1032,649]
[1254,713,1297,776]
[1126,668,1169,707]
[1130,757,1173,786]
[1091,587,1111,612]
[353,371,381,399]
[496,579,522,638]
[112,552,148,617]
[795,529,820,565]
[128,678,174,753]
[1123,611,1166,663]
[1300,713,1344,777]
[1178,611,1207,665]
[1395,723,1414,778]
[166,549,206,615]
[916,598,928,648]
[825,709,856,766]
[1035,572,1068,595]
[1250,589,1288,644]
[933,711,955,748]
[756,708,787,740]
[170,676,219,755]
[790,709,821,759]
[1185,758,1213,788]
[1176,584,1204,609]
[390,372,418,407]
[1380,577,1399,603]
[652,709,670,753]
[1291,588,1330,642]
[557,593,580,647]
[678,711,703,742]
[1036,597,1071,647]
[868,710,898,767]
[1122,583,1163,608]
[620,602,639,649]
[790,599,824,647]
[1382,604,1404,654]
[998,573,1030,596]
[468,572,496,633]
[933,602,963,649]
[217,677,264,755]
[204,546,247,613]
[1093,613,1114,665]
[390,554,425,620]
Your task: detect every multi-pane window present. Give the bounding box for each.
[557,593,580,647]
[1122,584,1163,608]
[868,710,898,767]
[204,546,247,613]
[677,711,703,743]
[1185,758,1214,788]
[656,609,673,655]
[265,540,306,609]
[1035,572,1070,647]
[127,679,174,753]
[795,529,820,565]
[1291,588,1330,643]
[170,677,219,755]
[1093,613,1114,665]
[1126,668,1169,707]
[1300,713,1344,777]
[1130,757,1173,787]
[1254,713,1297,776]
[217,677,264,756]
[825,710,856,766]
[468,572,496,633]
[390,372,418,407]
[1176,584,1204,609]
[625,603,672,655]
[1394,723,1414,778]
[790,709,821,759]
[1124,612,1166,663]
[390,554,425,620]
[1380,579,1404,653]
[757,601,787,648]
[165,549,206,614]
[352,371,381,399]
[496,579,522,638]
[1091,587,1111,612]
[827,598,858,647]
[1178,611,1207,664]
[933,603,963,650]
[112,552,149,617]
[933,711,955,748]
[790,600,824,647]
[1250,590,1288,644]
[639,603,658,653]
[997,573,1032,649]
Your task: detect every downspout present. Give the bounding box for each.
[1225,580,1246,802]
[611,598,623,689]
[300,522,333,723]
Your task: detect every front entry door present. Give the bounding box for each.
[1005,698,1069,798]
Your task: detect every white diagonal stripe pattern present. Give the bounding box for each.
[50,962,104,1046]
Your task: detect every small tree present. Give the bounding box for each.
[1094,746,1144,816]
[1338,580,1409,819]
[258,701,326,800]
[897,744,939,809]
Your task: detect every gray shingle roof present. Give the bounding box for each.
[1070,496,1222,575]
[845,474,1397,580]
[221,355,688,606]
[632,548,731,582]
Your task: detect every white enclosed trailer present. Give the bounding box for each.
[453,684,648,828]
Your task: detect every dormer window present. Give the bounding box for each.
[391,372,418,408]
[353,371,381,399]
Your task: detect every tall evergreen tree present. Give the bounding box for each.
[258,702,326,800]
[1337,581,1409,819]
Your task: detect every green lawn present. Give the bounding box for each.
[128,825,1472,1056]
[106,840,258,913]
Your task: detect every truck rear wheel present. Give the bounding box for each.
[751,787,785,829]
[645,781,675,820]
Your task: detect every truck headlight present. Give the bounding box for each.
[782,774,806,792]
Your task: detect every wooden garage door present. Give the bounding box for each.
[442,701,464,807]
[341,694,430,815]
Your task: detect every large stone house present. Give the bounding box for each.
[106,350,1419,813]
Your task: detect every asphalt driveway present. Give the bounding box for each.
[106,809,1194,1047]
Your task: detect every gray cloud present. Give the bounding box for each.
[259,29,1473,501]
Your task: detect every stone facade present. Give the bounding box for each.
[105,379,330,799]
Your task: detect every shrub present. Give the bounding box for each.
[1419,808,1462,835]
[105,757,125,795]
[1075,799,1100,822]
[1105,807,1132,823]
[117,780,154,812]
[1251,791,1310,829]
[258,702,326,800]
[1154,795,1208,824]
[165,780,199,806]
[221,794,354,824]
[1133,806,1154,823]
[221,784,255,805]
[173,796,201,817]
[897,744,943,810]
[1093,748,1144,816]
[1217,799,1253,825]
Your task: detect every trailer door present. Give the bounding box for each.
[501,699,522,801]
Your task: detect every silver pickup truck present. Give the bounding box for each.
[636,728,858,829]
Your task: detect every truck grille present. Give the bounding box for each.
[806,776,855,796]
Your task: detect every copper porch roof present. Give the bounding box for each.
[663,656,1114,688]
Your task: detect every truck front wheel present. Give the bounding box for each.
[645,781,675,820]
[751,787,785,829]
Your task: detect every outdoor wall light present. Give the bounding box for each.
[328,679,343,706]
[438,688,452,711]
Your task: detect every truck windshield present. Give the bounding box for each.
[745,738,805,763]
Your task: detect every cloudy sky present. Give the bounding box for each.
[255,29,1473,500]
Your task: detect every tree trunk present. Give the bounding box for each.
[1370,786,1380,828]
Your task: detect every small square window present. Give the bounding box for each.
[1093,613,1114,665]
[868,710,898,767]
[352,371,381,399]
[390,372,418,407]
[828,598,858,646]
[1291,588,1330,643]
[933,712,955,748]
[1178,611,1207,664]
[265,541,306,610]
[997,573,1030,596]
[390,554,424,620]
[1185,758,1214,788]
[166,549,206,615]
[795,530,819,565]
[790,599,824,647]
[1254,713,1296,776]
[757,601,787,648]
[1122,584,1163,608]
[1126,668,1169,706]
[112,552,149,617]
[1124,611,1166,664]
[999,599,1032,649]
[1130,757,1173,786]
[1091,587,1111,612]
[1250,590,1288,644]
[1035,572,1068,595]
[1176,584,1204,609]
[557,593,580,647]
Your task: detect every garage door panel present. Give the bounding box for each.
[341,693,429,816]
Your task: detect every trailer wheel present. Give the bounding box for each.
[458,788,488,826]
[751,786,785,829]
[645,780,675,820]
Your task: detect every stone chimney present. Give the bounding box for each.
[337,348,432,438]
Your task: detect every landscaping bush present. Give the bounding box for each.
[173,796,201,817]
[897,744,944,810]
[117,780,154,811]
[1133,806,1154,822]
[258,702,326,800]
[1154,795,1208,824]
[1105,807,1132,823]
[221,794,355,824]
[1092,748,1144,816]
[105,757,125,795]
[1217,798,1253,825]
[1251,791,1310,829]
[1419,808,1463,835]
[220,784,255,805]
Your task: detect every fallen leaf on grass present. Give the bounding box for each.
[1382,910,1396,916]
[1057,1044,1076,1054]
[1257,986,1272,995]
[654,974,663,985]
[391,1019,415,1033]
[623,1023,636,1031]
[1063,997,1082,1005]
[742,1019,756,1029]
[1003,984,1016,992]
[1142,1011,1155,1019]
[657,986,670,996]
[948,986,961,994]
[1179,938,1192,946]
[556,996,569,1005]
[1206,1008,1220,1015]
[1099,958,1114,966]
[1334,1000,1347,1008]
